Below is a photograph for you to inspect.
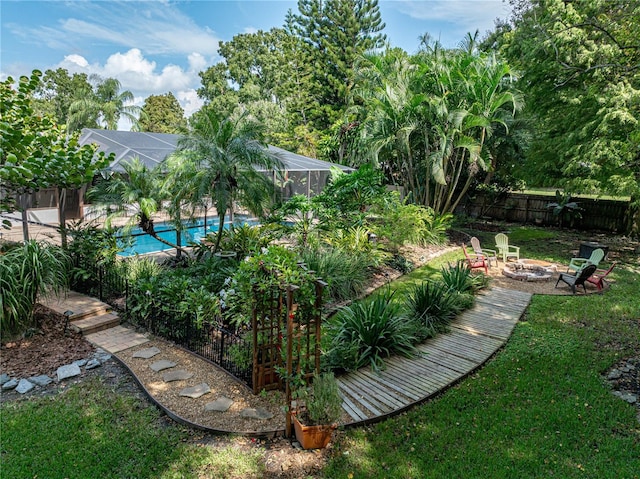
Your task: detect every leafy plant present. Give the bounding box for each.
[305,372,343,425]
[440,263,485,294]
[0,240,69,335]
[404,280,460,340]
[326,290,416,372]
[546,190,583,228]
[299,247,373,302]
[386,254,415,274]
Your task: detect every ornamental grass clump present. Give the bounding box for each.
[326,290,416,372]
[404,280,460,341]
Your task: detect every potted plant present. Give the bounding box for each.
[292,372,342,449]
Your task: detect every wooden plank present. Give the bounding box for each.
[348,371,409,409]
[356,368,422,401]
[377,360,448,394]
[339,376,396,413]
[337,387,368,422]
[338,379,384,416]
[336,287,531,426]
[417,347,477,374]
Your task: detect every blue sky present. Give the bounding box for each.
[1,0,510,120]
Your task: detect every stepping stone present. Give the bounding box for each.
[2,379,18,390]
[133,347,161,359]
[162,370,193,382]
[239,407,274,420]
[85,359,101,370]
[205,396,234,412]
[16,379,35,394]
[94,352,112,363]
[150,360,177,372]
[0,373,11,386]
[179,383,211,399]
[73,359,88,367]
[57,363,81,381]
[28,375,53,387]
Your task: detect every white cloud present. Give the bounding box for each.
[176,90,205,118]
[393,0,508,32]
[56,48,205,123]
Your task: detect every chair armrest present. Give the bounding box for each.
[481,248,497,257]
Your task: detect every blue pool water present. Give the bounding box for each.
[117,216,257,256]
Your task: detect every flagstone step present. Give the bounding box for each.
[39,291,111,321]
[71,312,121,335]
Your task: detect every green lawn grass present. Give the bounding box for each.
[0,377,266,479]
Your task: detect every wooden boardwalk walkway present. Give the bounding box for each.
[336,286,532,426]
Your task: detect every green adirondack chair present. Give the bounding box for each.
[495,233,520,262]
[567,248,604,273]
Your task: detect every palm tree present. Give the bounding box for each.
[68,76,140,132]
[177,109,283,253]
[87,158,185,253]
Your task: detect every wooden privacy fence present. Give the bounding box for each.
[458,192,633,233]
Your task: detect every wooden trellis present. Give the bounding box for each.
[250,266,325,405]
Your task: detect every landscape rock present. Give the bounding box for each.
[85,359,101,370]
[205,396,234,412]
[0,373,10,385]
[2,379,18,390]
[73,359,88,368]
[133,347,161,359]
[240,407,274,420]
[179,383,211,399]
[94,352,112,363]
[57,363,82,381]
[607,369,622,380]
[28,375,53,387]
[150,360,177,372]
[16,379,35,394]
[162,370,193,382]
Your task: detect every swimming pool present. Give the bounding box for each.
[117,215,258,256]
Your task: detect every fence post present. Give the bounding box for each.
[219,329,225,366]
[98,266,103,301]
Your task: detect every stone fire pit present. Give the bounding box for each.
[502,259,558,282]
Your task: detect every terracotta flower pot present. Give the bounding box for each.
[292,414,337,450]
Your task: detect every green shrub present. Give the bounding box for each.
[0,240,69,335]
[124,256,162,282]
[441,262,488,293]
[326,290,416,371]
[372,194,452,250]
[385,254,415,274]
[300,247,373,302]
[404,280,460,340]
[322,226,386,266]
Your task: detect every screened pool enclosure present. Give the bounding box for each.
[79,129,353,200]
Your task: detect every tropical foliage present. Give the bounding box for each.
[0,241,69,335]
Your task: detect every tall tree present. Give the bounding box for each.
[293,0,387,130]
[32,68,92,125]
[138,92,186,134]
[68,75,140,131]
[500,0,640,219]
[176,109,283,252]
[1,71,111,240]
[352,46,522,214]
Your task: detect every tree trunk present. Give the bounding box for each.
[213,209,226,254]
[58,188,68,248]
[19,193,30,242]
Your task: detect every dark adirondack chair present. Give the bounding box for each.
[586,262,617,292]
[462,244,488,274]
[555,264,598,295]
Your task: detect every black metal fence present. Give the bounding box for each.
[70,258,254,389]
[71,261,128,311]
[146,309,253,388]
